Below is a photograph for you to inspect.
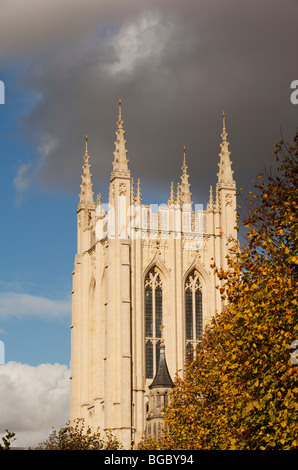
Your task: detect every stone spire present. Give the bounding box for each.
[135,178,142,204]
[176,182,181,205]
[111,99,130,179]
[130,177,135,204]
[79,134,94,204]
[96,192,106,219]
[217,111,235,186]
[207,185,214,210]
[168,181,175,206]
[179,146,192,206]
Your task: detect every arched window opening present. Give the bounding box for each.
[185,270,203,358]
[156,393,161,408]
[145,268,163,379]
[164,392,168,408]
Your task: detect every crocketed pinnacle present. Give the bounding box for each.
[168,181,175,206]
[96,192,106,219]
[79,134,94,204]
[175,182,181,204]
[130,177,135,204]
[135,178,142,204]
[207,185,214,210]
[111,99,130,178]
[217,111,235,185]
[179,146,192,206]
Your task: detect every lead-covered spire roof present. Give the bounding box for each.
[149,343,174,390]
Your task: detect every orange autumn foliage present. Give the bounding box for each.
[137,132,298,450]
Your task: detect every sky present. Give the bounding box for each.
[0,0,297,448]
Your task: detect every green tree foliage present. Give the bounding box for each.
[137,132,298,450]
[35,419,121,450]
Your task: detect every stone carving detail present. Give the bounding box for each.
[225,193,233,207]
[119,182,127,196]
[109,183,115,200]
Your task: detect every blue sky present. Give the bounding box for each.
[0,74,74,367]
[0,0,297,448]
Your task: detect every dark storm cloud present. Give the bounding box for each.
[3,0,297,206]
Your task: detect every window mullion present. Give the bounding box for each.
[192,285,196,343]
[153,284,156,373]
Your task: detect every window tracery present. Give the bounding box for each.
[185,270,203,360]
[145,268,163,379]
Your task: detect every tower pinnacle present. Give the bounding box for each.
[135,178,142,204]
[217,111,235,186]
[111,99,130,179]
[222,110,226,133]
[79,134,94,205]
[168,181,175,206]
[207,185,214,210]
[179,145,192,206]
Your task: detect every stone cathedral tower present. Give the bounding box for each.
[70,102,237,448]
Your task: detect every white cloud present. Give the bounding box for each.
[13,162,35,199]
[38,134,59,160]
[106,11,172,75]
[0,292,71,319]
[0,361,70,448]
[13,134,59,203]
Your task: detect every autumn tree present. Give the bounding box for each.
[137,132,298,450]
[35,419,121,450]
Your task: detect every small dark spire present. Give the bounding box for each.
[149,343,174,389]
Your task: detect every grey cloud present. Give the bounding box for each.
[0,0,141,59]
[4,0,297,208]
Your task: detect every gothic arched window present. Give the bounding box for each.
[185,270,203,359]
[145,268,163,379]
